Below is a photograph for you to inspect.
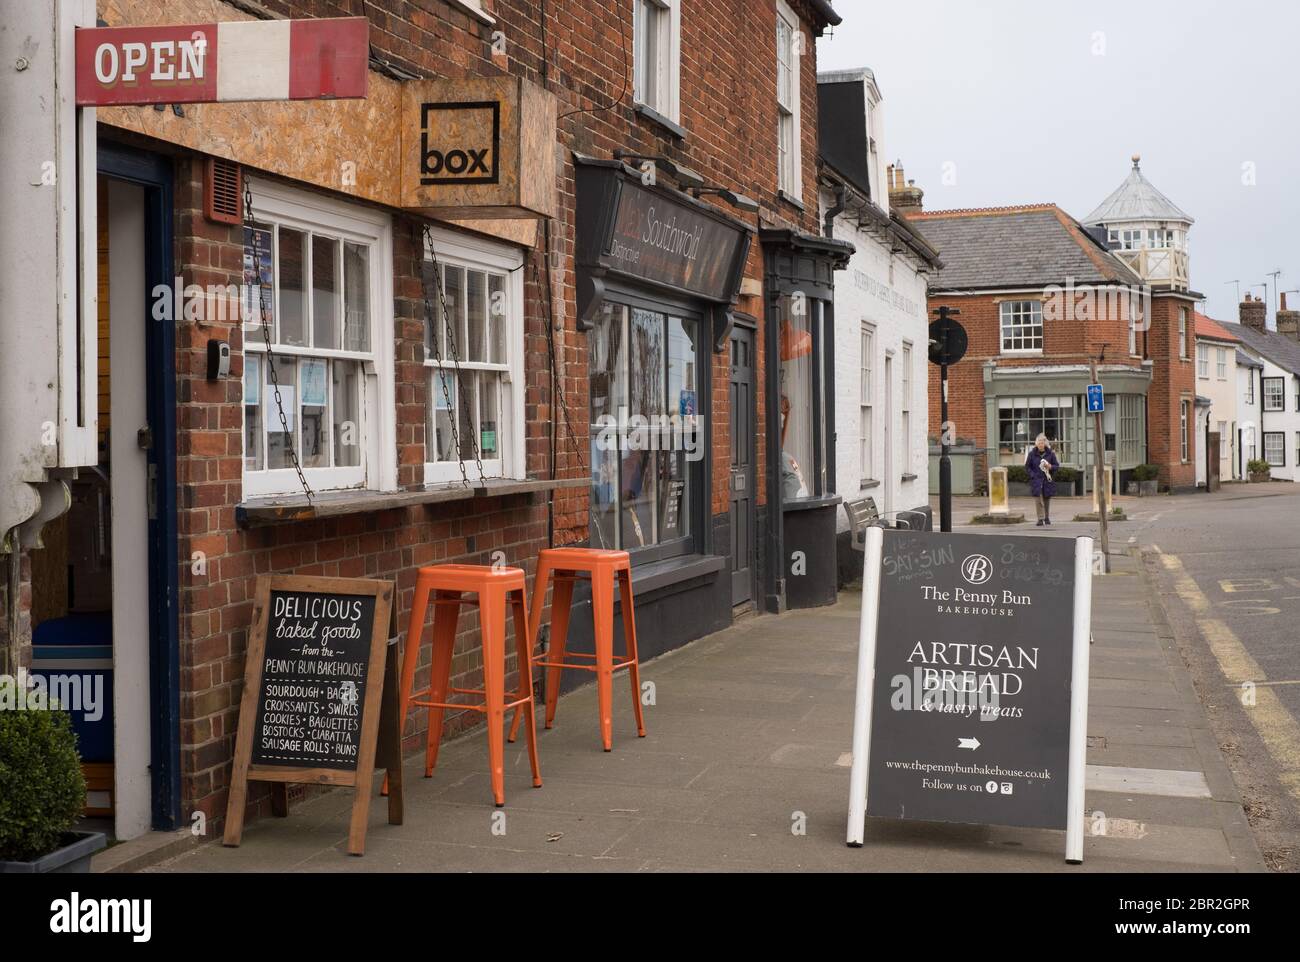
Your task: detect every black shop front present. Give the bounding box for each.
[761,228,853,612]
[571,155,752,664]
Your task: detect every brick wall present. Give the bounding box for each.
[1146,295,1198,490]
[160,0,832,826]
[924,290,1147,478]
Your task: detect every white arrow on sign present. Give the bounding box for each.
[958,737,980,750]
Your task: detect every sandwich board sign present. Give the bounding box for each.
[846,529,1093,862]
[224,575,402,856]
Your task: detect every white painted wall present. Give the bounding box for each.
[1194,337,1236,484]
[1235,357,1262,479]
[823,191,931,530]
[1253,352,1300,482]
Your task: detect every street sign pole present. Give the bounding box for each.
[1089,359,1109,572]
[940,359,951,533]
[930,306,966,534]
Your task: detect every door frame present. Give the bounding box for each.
[97,141,181,830]
[728,320,757,606]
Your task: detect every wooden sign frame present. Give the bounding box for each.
[224,575,401,856]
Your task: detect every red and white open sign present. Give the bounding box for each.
[75,17,369,106]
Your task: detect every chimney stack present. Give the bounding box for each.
[1240,294,1267,332]
[887,160,924,214]
[1276,292,1300,342]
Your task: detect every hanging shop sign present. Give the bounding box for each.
[401,76,557,219]
[75,17,369,106]
[846,530,1093,862]
[223,575,402,856]
[576,159,750,305]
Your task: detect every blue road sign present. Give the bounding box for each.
[1086,384,1104,413]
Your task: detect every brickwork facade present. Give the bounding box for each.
[8,0,840,834]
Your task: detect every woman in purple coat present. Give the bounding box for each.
[1025,433,1060,526]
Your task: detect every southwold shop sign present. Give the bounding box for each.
[74,17,369,106]
[607,180,747,301]
[224,575,403,856]
[846,529,1093,862]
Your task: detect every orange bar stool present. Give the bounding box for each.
[508,548,646,751]
[396,564,541,807]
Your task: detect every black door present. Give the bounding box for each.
[729,327,756,605]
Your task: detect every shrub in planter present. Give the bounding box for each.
[0,679,87,863]
[1247,458,1271,482]
[1132,463,1161,495]
[1005,465,1030,483]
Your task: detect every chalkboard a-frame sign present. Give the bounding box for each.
[845,528,1094,863]
[223,575,401,856]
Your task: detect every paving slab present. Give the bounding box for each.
[135,539,1266,875]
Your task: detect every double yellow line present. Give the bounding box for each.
[1161,552,1300,802]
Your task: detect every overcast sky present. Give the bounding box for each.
[817,0,1300,325]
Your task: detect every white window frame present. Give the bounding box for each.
[422,225,526,486]
[775,0,802,200]
[1181,400,1190,462]
[633,0,680,124]
[1218,420,1228,459]
[1196,343,1208,378]
[1216,347,1227,380]
[1179,307,1188,358]
[999,300,1044,354]
[900,341,913,475]
[860,322,874,479]
[1263,431,1285,467]
[1263,376,1285,412]
[242,179,395,499]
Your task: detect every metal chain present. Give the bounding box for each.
[243,180,314,505]
[421,224,487,488]
[533,256,588,480]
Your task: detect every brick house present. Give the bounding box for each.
[907,158,1201,495]
[4,0,846,841]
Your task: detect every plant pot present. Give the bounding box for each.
[1008,482,1032,497]
[1249,471,1270,483]
[1139,479,1158,496]
[0,831,106,874]
[1125,481,1138,495]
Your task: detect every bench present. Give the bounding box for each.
[845,496,884,551]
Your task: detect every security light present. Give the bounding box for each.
[689,186,760,214]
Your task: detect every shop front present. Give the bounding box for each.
[984,365,1151,494]
[761,229,853,612]
[574,156,752,661]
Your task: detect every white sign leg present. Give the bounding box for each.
[1065,536,1094,863]
[846,526,884,847]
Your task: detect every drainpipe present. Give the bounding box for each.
[824,184,847,238]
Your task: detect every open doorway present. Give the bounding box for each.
[27,148,180,839]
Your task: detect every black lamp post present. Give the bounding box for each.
[929,306,967,533]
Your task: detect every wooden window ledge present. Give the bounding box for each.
[236,477,589,527]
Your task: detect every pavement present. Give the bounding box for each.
[131,508,1266,873]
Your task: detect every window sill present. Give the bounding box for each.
[777,189,805,211]
[859,479,880,490]
[446,0,496,26]
[236,476,589,527]
[633,103,687,141]
[629,553,725,594]
[901,473,918,482]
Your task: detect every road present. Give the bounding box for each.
[942,484,1300,870]
[1127,485,1300,871]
